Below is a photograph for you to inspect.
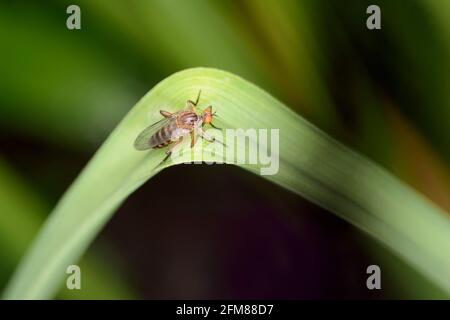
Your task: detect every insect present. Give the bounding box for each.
[134,91,222,163]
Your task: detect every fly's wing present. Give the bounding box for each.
[134,117,172,150]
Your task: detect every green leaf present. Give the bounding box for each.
[0,158,134,299]
[4,68,450,299]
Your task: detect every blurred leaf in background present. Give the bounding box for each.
[0,158,134,298]
[0,2,140,149]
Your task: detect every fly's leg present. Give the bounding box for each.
[160,152,171,164]
[159,137,184,165]
[186,90,201,112]
[193,90,201,106]
[186,101,196,112]
[190,131,197,148]
[198,128,226,147]
[160,110,172,118]
[199,128,214,142]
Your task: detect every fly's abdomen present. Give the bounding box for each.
[150,125,169,148]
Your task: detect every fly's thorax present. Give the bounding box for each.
[177,111,199,129]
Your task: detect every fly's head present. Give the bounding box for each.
[201,106,220,129]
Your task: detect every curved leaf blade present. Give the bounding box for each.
[4,68,450,299]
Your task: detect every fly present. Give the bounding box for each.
[134,90,223,163]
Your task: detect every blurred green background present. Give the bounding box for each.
[1,0,450,299]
